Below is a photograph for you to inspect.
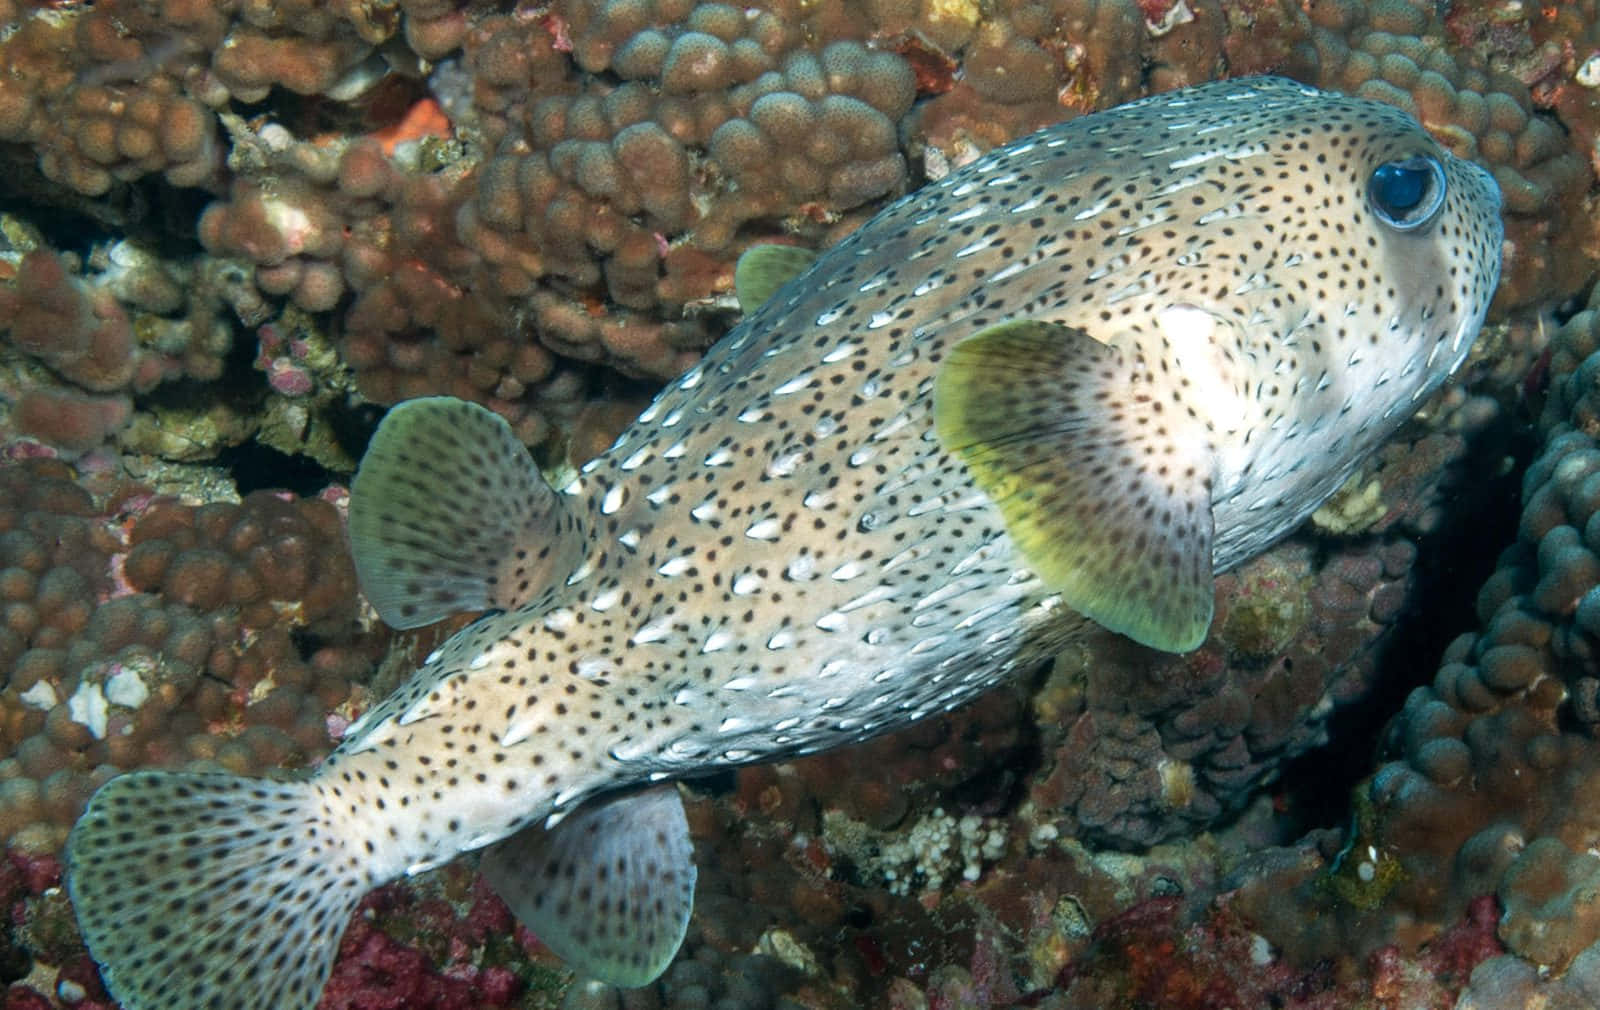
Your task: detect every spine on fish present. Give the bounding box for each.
[66,770,373,1010]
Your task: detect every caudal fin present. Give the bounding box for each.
[66,771,369,1010]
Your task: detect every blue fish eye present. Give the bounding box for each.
[1367,155,1447,232]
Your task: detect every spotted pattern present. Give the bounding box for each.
[313,77,1502,885]
[64,77,1503,1010]
[348,396,589,629]
[67,773,367,1010]
[479,785,695,987]
[933,317,1217,650]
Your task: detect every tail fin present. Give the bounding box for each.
[66,771,368,1010]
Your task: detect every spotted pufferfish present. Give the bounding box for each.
[66,76,1502,1010]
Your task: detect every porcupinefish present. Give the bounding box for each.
[65,76,1502,1010]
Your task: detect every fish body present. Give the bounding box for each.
[66,77,1502,1010]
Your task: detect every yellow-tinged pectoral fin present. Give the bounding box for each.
[934,319,1216,653]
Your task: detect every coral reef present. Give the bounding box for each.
[0,237,239,454]
[0,458,385,856]
[0,0,1598,1007]
[4,0,1590,461]
[1028,536,1423,849]
[320,866,567,1010]
[1229,280,1600,1005]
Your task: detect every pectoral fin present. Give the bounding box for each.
[934,319,1216,653]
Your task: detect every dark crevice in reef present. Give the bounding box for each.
[219,438,336,497]
[0,157,209,261]
[327,398,390,465]
[1276,411,1536,832]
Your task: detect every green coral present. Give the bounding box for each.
[253,305,360,472]
[118,398,256,461]
[18,889,83,967]
[1219,558,1312,660]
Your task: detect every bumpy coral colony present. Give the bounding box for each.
[0,0,1599,1008]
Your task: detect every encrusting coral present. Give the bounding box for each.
[3,0,1590,460]
[0,459,386,858]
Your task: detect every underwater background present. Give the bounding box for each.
[0,0,1598,1006]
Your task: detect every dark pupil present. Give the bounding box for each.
[1373,163,1427,213]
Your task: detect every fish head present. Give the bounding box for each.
[1139,80,1505,569]
[1328,96,1504,368]
[1233,83,1507,433]
[928,79,1510,637]
[1149,79,1504,374]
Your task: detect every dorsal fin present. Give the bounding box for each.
[348,396,588,629]
[733,243,818,313]
[480,785,696,987]
[934,319,1217,652]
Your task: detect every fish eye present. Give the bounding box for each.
[1367,155,1447,232]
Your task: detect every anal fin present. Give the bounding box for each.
[933,319,1217,653]
[349,397,588,628]
[479,785,696,987]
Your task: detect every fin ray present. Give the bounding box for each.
[934,319,1216,652]
[480,785,695,987]
[67,772,366,1010]
[349,396,587,628]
